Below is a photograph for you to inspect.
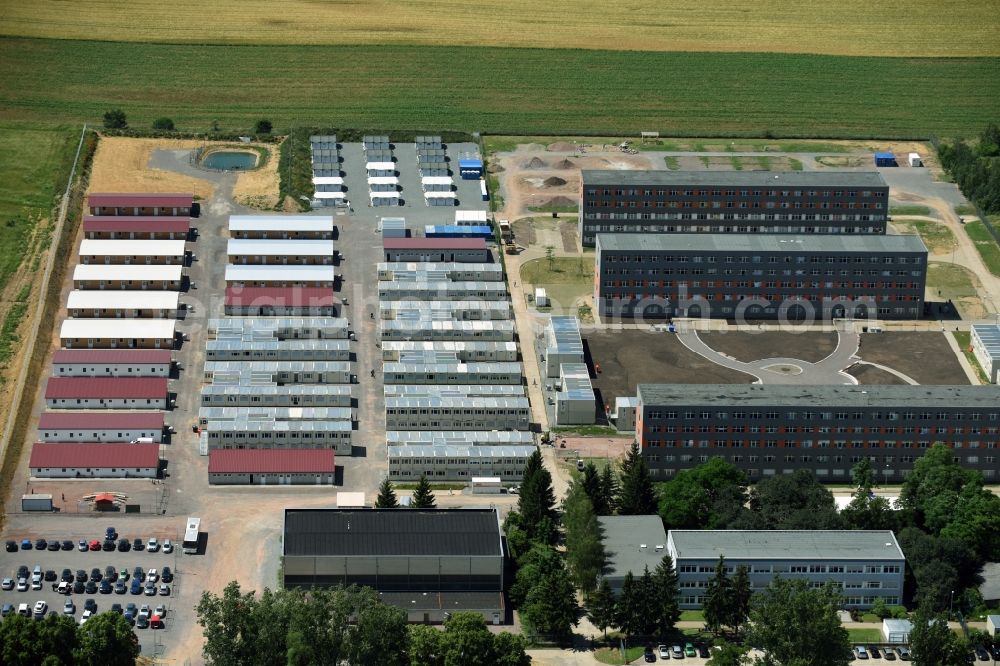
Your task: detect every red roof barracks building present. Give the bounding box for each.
[84,216,191,240]
[29,443,160,479]
[44,377,169,409]
[51,349,172,377]
[87,193,193,217]
[37,412,164,443]
[208,449,335,485]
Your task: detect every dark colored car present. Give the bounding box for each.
[975,646,990,661]
[989,644,1000,660]
[89,568,102,582]
[161,567,173,583]
[47,541,60,552]
[117,538,130,552]
[130,580,143,595]
[133,567,145,582]
[111,603,123,614]
[644,645,656,663]
[44,570,57,582]
[102,540,115,552]
[104,566,117,582]
[61,569,73,583]
[696,643,710,658]
[83,599,97,613]
[4,540,16,552]
[99,580,112,594]
[72,581,84,594]
[34,539,47,550]
[106,527,117,541]
[869,647,882,658]
[114,580,127,594]
[883,649,896,661]
[60,540,73,551]
[21,539,32,550]
[85,581,98,594]
[132,538,144,552]
[75,569,87,583]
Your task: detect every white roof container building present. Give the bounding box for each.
[382,340,519,363]
[208,317,348,340]
[388,445,536,482]
[971,324,1000,383]
[206,339,351,362]
[384,384,525,399]
[229,215,334,233]
[227,239,334,257]
[312,176,344,186]
[386,430,535,447]
[378,280,508,301]
[60,319,177,348]
[383,361,522,385]
[204,360,352,384]
[455,210,489,226]
[79,239,187,263]
[385,397,530,430]
[67,290,180,317]
[72,264,183,289]
[224,264,335,286]
[377,262,503,283]
[379,319,516,342]
[545,315,586,378]
[200,384,353,407]
[380,299,512,321]
[555,363,596,425]
[198,406,352,425]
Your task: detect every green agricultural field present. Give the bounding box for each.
[2,0,996,57]
[0,39,998,139]
[0,122,77,291]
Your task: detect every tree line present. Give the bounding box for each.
[938,122,1000,213]
[0,611,139,666]
[196,583,529,666]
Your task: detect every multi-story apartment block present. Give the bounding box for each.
[579,170,889,247]
[595,233,927,320]
[636,384,1000,482]
[667,530,905,609]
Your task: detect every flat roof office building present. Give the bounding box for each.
[282,508,504,623]
[635,384,1000,481]
[598,515,669,593]
[596,233,927,320]
[579,170,889,247]
[667,530,905,609]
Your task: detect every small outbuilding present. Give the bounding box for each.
[882,618,913,644]
[874,152,897,167]
[987,614,1000,636]
[459,159,484,180]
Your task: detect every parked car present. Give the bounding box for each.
[896,646,911,661]
[1,603,14,616]
[135,614,149,629]
[17,566,29,579]
[85,581,97,594]
[88,540,100,551]
[101,540,115,552]
[4,540,16,552]
[855,645,869,660]
[162,539,173,554]
[114,581,127,594]
[77,540,88,552]
[72,581,85,594]
[119,568,129,581]
[130,580,143,595]
[80,610,92,625]
[83,599,97,613]
[57,582,70,595]
[60,540,73,551]
[111,603,123,615]
[144,584,157,596]
[99,580,112,594]
[17,578,28,592]
[158,584,170,596]
[117,539,130,552]
[33,601,48,617]
[883,648,896,661]
[89,568,102,582]
[869,646,882,658]
[685,643,696,658]
[161,567,173,583]
[975,646,990,661]
[105,527,117,541]
[643,645,656,663]
[671,645,683,659]
[60,569,72,582]
[20,539,32,550]
[657,644,669,659]
[146,537,159,552]
[147,569,159,584]
[75,569,87,583]
[154,604,167,618]
[132,538,144,552]
[696,643,710,658]
[47,541,60,552]
[989,644,1000,660]
[31,577,42,591]
[1,578,13,591]
[63,599,75,615]
[34,539,47,550]
[44,569,57,582]
[104,566,117,582]
[133,567,145,582]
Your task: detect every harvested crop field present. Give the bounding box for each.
[1,39,998,138]
[699,331,838,363]
[857,332,969,385]
[585,330,754,405]
[4,1,996,57]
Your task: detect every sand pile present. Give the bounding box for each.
[555,159,576,169]
[487,162,505,173]
[524,157,546,169]
[546,195,576,207]
[543,176,568,187]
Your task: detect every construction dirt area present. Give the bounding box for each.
[88,136,281,209]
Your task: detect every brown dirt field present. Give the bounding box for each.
[560,224,577,252]
[847,364,908,385]
[231,144,282,209]
[857,332,969,385]
[699,331,838,363]
[88,137,216,199]
[586,330,754,405]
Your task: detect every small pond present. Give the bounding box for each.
[202,151,259,170]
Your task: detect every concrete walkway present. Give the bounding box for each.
[676,326,861,385]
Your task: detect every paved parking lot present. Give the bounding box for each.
[1,531,182,658]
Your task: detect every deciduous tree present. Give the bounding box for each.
[75,612,139,666]
[908,605,968,666]
[254,119,273,134]
[738,469,842,530]
[658,457,748,529]
[152,117,175,130]
[103,109,127,129]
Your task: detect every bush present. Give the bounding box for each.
[152,117,175,131]
[254,119,273,134]
[103,109,128,129]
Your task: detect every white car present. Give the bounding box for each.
[80,609,92,625]
[63,600,75,615]
[31,578,42,591]
[1,578,13,591]
[162,539,173,554]
[16,578,28,592]
[146,538,159,552]
[146,569,159,584]
[33,601,47,617]
[154,604,166,618]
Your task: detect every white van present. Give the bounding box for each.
[17,603,29,617]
